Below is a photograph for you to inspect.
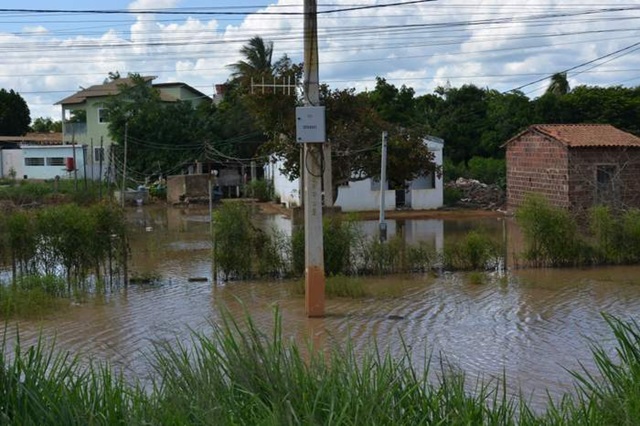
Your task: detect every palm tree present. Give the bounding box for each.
[546,72,570,96]
[228,36,274,86]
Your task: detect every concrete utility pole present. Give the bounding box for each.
[379,131,388,242]
[121,120,128,208]
[302,0,325,317]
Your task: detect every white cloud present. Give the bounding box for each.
[128,0,181,10]
[0,0,638,121]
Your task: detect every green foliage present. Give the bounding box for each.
[442,155,507,187]
[467,156,506,187]
[291,215,359,276]
[0,88,30,136]
[621,209,640,262]
[0,179,110,205]
[432,84,488,165]
[213,202,255,279]
[213,202,288,280]
[105,73,210,178]
[248,179,273,202]
[516,195,582,266]
[443,230,499,270]
[589,205,623,264]
[443,156,467,182]
[0,337,143,424]
[566,314,640,425]
[517,199,640,267]
[0,275,67,319]
[31,117,62,133]
[443,186,463,206]
[149,309,518,425]
[5,311,640,424]
[406,241,439,273]
[0,203,127,288]
[358,235,408,274]
[291,275,367,298]
[322,216,358,275]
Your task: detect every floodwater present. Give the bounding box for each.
[5,205,640,410]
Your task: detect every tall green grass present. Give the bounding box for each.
[0,203,128,287]
[0,335,146,425]
[0,178,111,206]
[4,312,640,424]
[215,203,503,281]
[0,275,67,319]
[516,196,640,267]
[144,308,520,424]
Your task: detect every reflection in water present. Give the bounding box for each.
[5,206,640,410]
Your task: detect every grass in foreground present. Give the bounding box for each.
[2,311,640,424]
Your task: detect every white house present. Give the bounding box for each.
[1,145,86,180]
[266,136,444,212]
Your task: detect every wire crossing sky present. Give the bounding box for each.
[0,0,638,119]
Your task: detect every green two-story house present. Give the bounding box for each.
[55,76,210,180]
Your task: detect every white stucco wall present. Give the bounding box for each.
[335,179,396,212]
[21,145,86,180]
[1,149,24,179]
[267,135,444,212]
[265,159,300,207]
[409,147,443,209]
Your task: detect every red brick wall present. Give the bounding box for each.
[506,132,569,212]
[568,147,640,212]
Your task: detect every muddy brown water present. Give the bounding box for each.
[4,206,640,410]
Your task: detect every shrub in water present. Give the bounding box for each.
[247,179,274,202]
[213,202,289,279]
[291,215,360,276]
[443,230,499,270]
[0,275,67,319]
[621,209,640,263]
[589,205,623,264]
[516,195,582,266]
[213,202,254,279]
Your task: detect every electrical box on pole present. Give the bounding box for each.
[296,106,326,143]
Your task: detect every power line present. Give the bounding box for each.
[507,40,640,93]
[0,2,437,17]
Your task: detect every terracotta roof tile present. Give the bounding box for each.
[531,124,640,148]
[56,76,157,105]
[0,132,63,145]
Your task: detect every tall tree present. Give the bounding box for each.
[31,117,62,133]
[432,84,488,165]
[546,72,570,96]
[261,85,437,199]
[105,74,206,176]
[228,36,275,88]
[367,77,420,128]
[0,89,30,136]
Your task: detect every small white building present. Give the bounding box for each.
[1,145,87,180]
[267,136,444,212]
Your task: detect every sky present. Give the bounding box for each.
[0,0,638,121]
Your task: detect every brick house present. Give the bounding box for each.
[505,124,640,213]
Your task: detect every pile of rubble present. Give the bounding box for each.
[446,178,505,210]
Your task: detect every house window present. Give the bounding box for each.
[47,157,65,166]
[596,164,617,204]
[425,170,436,189]
[24,157,44,166]
[93,147,105,162]
[98,108,109,123]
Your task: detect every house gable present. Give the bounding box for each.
[506,128,570,212]
[506,124,640,213]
